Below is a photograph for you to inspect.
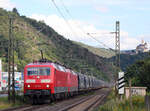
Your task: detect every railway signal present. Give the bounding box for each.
[118,72,125,94]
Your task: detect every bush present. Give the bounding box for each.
[97,95,146,111]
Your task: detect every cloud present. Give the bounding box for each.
[30,14,143,50]
[61,0,130,6]
[95,6,109,13]
[0,0,16,10]
[121,34,139,50]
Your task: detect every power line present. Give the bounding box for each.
[60,0,73,19]
[51,0,79,37]
[56,0,109,48]
[96,38,115,48]
[59,0,88,35]
[60,0,113,38]
[51,0,116,51]
[87,33,112,49]
[59,0,114,50]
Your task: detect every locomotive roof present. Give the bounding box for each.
[26,59,97,78]
[26,62,77,75]
[26,62,100,78]
[27,62,52,66]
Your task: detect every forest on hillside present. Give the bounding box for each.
[0,8,115,81]
[125,55,150,90]
[108,52,149,71]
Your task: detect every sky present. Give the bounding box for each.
[0,0,150,50]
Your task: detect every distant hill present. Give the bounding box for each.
[74,41,150,72]
[0,8,115,81]
[74,41,115,58]
[109,52,150,71]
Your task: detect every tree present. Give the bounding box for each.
[126,57,150,90]
[12,8,20,16]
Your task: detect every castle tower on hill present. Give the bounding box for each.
[136,40,149,53]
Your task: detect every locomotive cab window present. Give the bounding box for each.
[27,67,50,76]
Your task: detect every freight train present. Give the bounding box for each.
[24,59,107,104]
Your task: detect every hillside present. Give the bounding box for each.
[74,41,115,58]
[75,41,150,72]
[109,52,150,71]
[0,8,115,81]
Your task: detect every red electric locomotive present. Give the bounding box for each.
[24,60,78,104]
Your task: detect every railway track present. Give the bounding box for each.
[60,94,107,111]
[0,88,110,111]
[60,95,96,111]
[0,104,49,111]
[36,88,110,111]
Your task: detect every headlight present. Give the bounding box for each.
[27,85,30,88]
[26,79,35,83]
[46,85,49,88]
[41,79,51,83]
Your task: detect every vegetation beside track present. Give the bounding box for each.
[0,90,96,110]
[96,90,146,111]
[0,95,25,110]
[125,56,150,91]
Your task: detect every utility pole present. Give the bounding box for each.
[8,15,15,103]
[115,21,120,97]
[111,21,120,96]
[8,16,12,102]
[12,23,15,103]
[110,21,120,70]
[115,21,120,70]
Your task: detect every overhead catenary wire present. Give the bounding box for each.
[60,0,74,19]
[51,0,79,38]
[87,33,113,50]
[59,0,114,50]
[59,0,89,36]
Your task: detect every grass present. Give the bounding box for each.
[74,41,115,58]
[0,97,12,109]
[146,92,150,96]
[0,94,25,110]
[96,90,146,111]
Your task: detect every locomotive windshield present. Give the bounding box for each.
[27,67,50,76]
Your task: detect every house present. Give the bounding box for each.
[136,40,149,53]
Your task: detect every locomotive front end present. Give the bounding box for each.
[24,63,53,103]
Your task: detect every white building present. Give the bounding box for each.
[136,40,149,53]
[0,59,23,91]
